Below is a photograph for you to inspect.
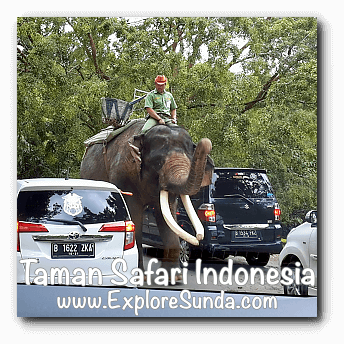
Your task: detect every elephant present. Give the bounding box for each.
[80,119,213,277]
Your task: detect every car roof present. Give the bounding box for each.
[17,178,120,193]
[214,167,267,174]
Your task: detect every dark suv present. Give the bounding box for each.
[142,167,283,266]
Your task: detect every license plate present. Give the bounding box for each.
[235,230,258,239]
[51,242,95,259]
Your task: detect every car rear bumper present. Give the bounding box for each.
[17,246,139,287]
[203,241,283,257]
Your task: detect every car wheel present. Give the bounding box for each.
[245,252,270,266]
[283,262,308,296]
[179,239,192,266]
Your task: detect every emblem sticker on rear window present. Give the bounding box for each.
[62,192,83,216]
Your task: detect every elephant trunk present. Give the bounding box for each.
[181,138,212,195]
[159,138,212,196]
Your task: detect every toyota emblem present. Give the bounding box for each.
[68,231,80,240]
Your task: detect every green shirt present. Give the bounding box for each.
[144,89,177,115]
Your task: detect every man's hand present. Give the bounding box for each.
[146,107,165,124]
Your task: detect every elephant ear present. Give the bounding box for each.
[128,134,144,174]
[132,133,144,151]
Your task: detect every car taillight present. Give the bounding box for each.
[99,221,126,232]
[99,221,135,250]
[17,221,49,252]
[124,221,135,250]
[197,203,216,222]
[274,204,281,221]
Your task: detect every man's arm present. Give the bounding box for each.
[171,109,177,124]
[146,107,165,124]
[170,93,177,124]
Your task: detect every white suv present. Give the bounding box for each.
[279,210,317,296]
[17,178,138,287]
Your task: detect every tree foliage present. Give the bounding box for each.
[17,16,317,227]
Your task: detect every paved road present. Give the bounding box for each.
[141,248,284,295]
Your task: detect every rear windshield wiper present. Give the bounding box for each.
[44,218,88,232]
[223,194,254,205]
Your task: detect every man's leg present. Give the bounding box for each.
[141,117,158,134]
[165,118,178,128]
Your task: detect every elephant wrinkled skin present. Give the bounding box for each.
[80,119,213,274]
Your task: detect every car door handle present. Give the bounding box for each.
[310,254,317,261]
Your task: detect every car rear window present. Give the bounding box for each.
[211,170,274,199]
[17,189,129,224]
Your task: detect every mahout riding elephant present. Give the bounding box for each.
[80,119,213,276]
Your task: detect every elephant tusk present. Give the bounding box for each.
[160,190,199,246]
[180,194,204,241]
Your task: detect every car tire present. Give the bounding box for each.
[179,238,194,266]
[245,252,270,266]
[283,262,308,296]
[178,221,200,266]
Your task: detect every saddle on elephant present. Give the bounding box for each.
[84,94,148,148]
[83,118,144,147]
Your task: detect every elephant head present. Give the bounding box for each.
[130,124,213,246]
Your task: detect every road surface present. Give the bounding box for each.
[141,248,284,295]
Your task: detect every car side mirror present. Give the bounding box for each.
[305,210,317,225]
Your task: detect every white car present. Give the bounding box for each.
[279,210,317,296]
[17,178,138,287]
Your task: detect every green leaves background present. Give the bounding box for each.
[17,16,317,228]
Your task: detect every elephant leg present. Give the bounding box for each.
[124,196,145,271]
[135,225,144,272]
[154,200,181,277]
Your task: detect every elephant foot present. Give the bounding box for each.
[174,273,183,281]
[169,273,183,285]
[141,269,184,285]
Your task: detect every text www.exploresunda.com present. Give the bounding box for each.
[57,290,278,316]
